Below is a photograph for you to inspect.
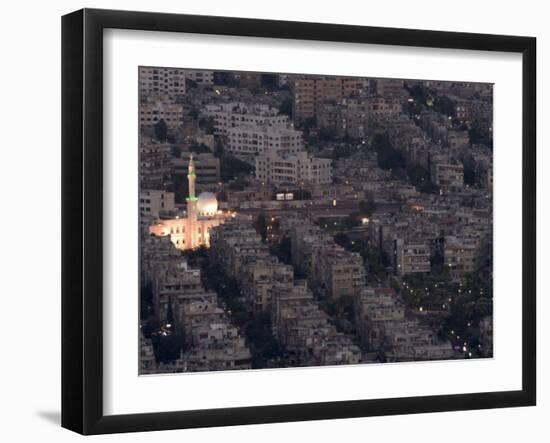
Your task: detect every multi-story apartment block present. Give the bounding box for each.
[395,238,431,276]
[317,96,402,138]
[444,234,482,280]
[139,139,173,190]
[227,123,304,161]
[290,223,366,299]
[211,221,362,367]
[139,190,175,231]
[431,159,464,191]
[185,70,214,86]
[139,66,187,97]
[202,102,289,136]
[354,287,405,352]
[255,151,332,185]
[139,99,184,129]
[375,78,405,97]
[291,76,367,121]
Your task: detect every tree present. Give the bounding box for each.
[332,144,356,160]
[334,232,351,248]
[318,127,337,142]
[166,302,174,326]
[469,122,493,149]
[434,95,456,117]
[270,237,292,264]
[227,177,250,191]
[279,97,292,117]
[372,132,406,170]
[463,157,477,186]
[261,74,279,90]
[408,84,431,104]
[419,180,440,195]
[151,331,186,364]
[154,119,168,141]
[140,282,154,321]
[293,189,312,200]
[171,145,182,159]
[213,71,236,86]
[170,173,189,204]
[358,198,377,217]
[407,164,430,187]
[198,116,216,135]
[254,213,268,242]
[220,154,254,181]
[188,143,211,154]
[186,78,198,89]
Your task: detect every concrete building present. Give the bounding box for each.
[140,190,175,218]
[395,238,431,276]
[139,99,184,129]
[233,72,262,90]
[384,321,455,362]
[255,151,332,186]
[140,332,157,374]
[431,160,464,191]
[139,66,186,97]
[185,70,214,86]
[271,281,361,366]
[354,288,405,352]
[202,102,289,136]
[317,248,366,299]
[318,96,402,138]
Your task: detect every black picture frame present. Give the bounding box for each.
[62,8,536,435]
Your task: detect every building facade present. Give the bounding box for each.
[255,151,332,185]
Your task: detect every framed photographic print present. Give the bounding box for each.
[61,8,536,435]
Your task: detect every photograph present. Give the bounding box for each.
[138,67,494,374]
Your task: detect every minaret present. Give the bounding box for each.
[186,154,199,248]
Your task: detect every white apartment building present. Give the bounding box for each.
[139,67,187,97]
[255,151,332,185]
[227,123,303,161]
[185,70,214,85]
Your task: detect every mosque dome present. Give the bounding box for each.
[197,192,218,216]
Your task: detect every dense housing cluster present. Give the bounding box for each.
[138,67,493,374]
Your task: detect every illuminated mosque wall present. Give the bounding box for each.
[149,155,227,250]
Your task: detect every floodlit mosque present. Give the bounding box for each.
[149,155,230,250]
